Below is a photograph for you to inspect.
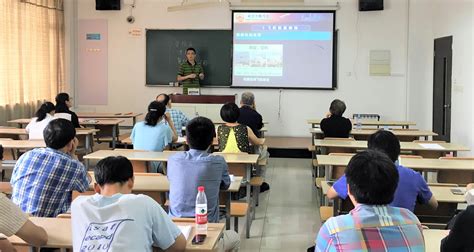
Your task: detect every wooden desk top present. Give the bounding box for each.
[8,118,125,126]
[309,128,437,137]
[429,186,466,203]
[316,155,474,171]
[121,137,219,146]
[423,229,448,252]
[307,119,417,127]
[309,139,470,152]
[9,217,224,251]
[0,127,99,136]
[0,139,46,149]
[84,150,259,164]
[87,172,243,193]
[79,118,125,125]
[77,112,142,118]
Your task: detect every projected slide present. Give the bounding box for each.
[232,12,335,89]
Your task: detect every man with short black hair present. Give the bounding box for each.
[11,119,90,217]
[327,130,438,212]
[177,47,204,89]
[72,156,186,252]
[156,93,189,136]
[238,92,264,138]
[316,150,425,251]
[167,116,240,251]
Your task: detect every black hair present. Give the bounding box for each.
[43,118,76,150]
[35,102,55,122]
[346,150,399,205]
[55,93,70,113]
[156,93,170,106]
[94,156,133,186]
[368,130,401,162]
[186,117,215,150]
[0,145,3,160]
[329,99,346,116]
[145,101,166,126]
[220,102,240,123]
[186,47,196,54]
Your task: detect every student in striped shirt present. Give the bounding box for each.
[315,150,425,252]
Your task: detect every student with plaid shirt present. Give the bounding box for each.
[314,150,425,252]
[156,93,189,137]
[11,119,90,217]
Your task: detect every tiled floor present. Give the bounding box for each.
[237,158,322,252]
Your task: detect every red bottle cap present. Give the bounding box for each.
[198,186,205,192]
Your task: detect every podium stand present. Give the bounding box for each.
[170,95,236,122]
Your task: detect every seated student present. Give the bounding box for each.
[320,99,352,138]
[11,119,90,217]
[237,92,263,137]
[0,193,48,251]
[131,101,178,172]
[0,146,48,251]
[156,93,189,137]
[167,117,240,252]
[441,205,474,252]
[55,92,81,128]
[327,130,438,212]
[315,150,425,251]
[25,102,56,140]
[72,156,186,252]
[217,102,264,153]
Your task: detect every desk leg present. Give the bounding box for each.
[325,165,331,181]
[226,191,231,230]
[85,134,91,154]
[245,164,251,238]
[112,125,117,149]
[86,159,90,170]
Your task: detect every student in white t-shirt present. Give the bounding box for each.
[71,156,186,252]
[25,102,56,140]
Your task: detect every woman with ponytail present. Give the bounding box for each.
[55,93,81,128]
[131,101,178,172]
[25,102,56,140]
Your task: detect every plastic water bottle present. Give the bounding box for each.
[195,186,208,235]
[356,114,362,130]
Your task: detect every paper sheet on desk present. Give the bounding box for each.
[177,136,186,143]
[418,143,445,150]
[178,225,192,240]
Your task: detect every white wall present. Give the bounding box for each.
[408,0,474,155]
[69,0,412,137]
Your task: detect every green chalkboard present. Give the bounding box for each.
[146,29,232,86]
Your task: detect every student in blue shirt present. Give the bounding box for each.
[131,101,178,172]
[167,116,240,252]
[327,130,438,212]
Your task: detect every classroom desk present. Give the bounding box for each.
[309,128,438,144]
[79,119,124,149]
[86,172,242,229]
[77,112,142,125]
[0,128,99,154]
[321,180,466,221]
[307,119,416,129]
[316,154,474,180]
[8,217,225,252]
[309,139,469,157]
[7,118,124,149]
[84,149,258,235]
[120,136,219,147]
[423,229,448,252]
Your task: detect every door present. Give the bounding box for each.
[432,36,452,142]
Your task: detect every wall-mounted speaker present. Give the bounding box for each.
[359,0,384,12]
[96,0,121,11]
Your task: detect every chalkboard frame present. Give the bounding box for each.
[145,29,233,87]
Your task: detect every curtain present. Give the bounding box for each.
[0,0,65,125]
